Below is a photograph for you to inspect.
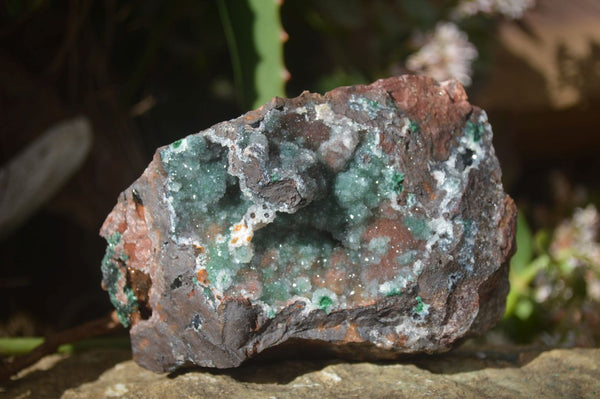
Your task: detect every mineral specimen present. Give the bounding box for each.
[100,75,517,372]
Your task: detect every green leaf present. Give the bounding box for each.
[0,336,131,356]
[218,0,287,110]
[514,298,534,320]
[534,229,551,254]
[505,254,551,318]
[511,211,534,273]
[248,0,286,108]
[505,210,544,318]
[0,337,44,356]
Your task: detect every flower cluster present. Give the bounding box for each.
[550,205,600,301]
[404,1,535,86]
[454,0,536,20]
[531,204,600,346]
[406,22,478,86]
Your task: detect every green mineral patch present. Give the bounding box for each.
[389,171,405,194]
[379,275,410,297]
[413,296,427,314]
[402,215,431,240]
[263,280,290,303]
[101,232,138,327]
[157,123,422,315]
[160,135,236,235]
[335,164,381,225]
[204,242,234,291]
[409,120,419,133]
[464,121,484,142]
[396,250,418,265]
[161,134,255,295]
[319,296,334,312]
[278,141,301,169]
[349,96,385,118]
[252,229,335,305]
[367,236,391,257]
[334,132,405,225]
[106,232,121,246]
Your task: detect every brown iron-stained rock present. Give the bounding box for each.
[100,75,517,372]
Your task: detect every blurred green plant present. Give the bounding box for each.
[505,212,549,320]
[0,336,130,356]
[504,206,600,345]
[217,0,287,110]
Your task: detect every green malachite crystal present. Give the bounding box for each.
[100,232,137,327]
[100,75,517,372]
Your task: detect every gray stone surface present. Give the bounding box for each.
[2,347,599,398]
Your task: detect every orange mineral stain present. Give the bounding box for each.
[196,269,210,285]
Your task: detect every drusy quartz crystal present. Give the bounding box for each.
[100,76,517,372]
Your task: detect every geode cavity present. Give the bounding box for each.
[100,75,517,372]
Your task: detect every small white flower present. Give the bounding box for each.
[454,0,535,20]
[406,22,478,86]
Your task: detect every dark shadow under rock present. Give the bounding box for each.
[1,348,131,399]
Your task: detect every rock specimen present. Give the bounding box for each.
[100,75,517,372]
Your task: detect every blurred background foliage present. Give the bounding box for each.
[1,0,599,349]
